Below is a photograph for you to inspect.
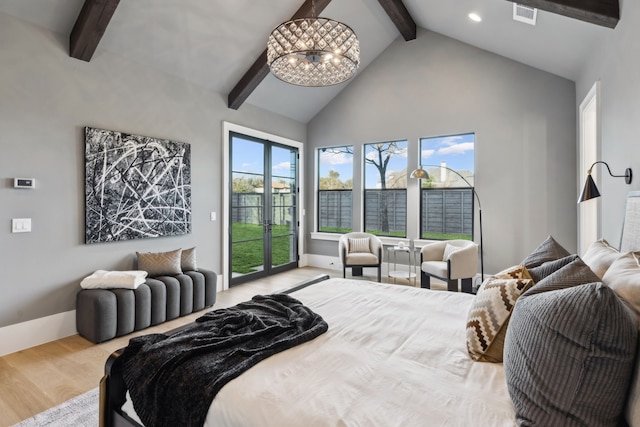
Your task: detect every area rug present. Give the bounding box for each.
[12,388,98,427]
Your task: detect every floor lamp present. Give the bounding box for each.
[410,164,484,284]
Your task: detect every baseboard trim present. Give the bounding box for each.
[0,310,77,357]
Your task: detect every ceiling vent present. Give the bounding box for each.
[513,3,538,25]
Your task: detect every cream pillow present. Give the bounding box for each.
[348,237,370,253]
[442,244,464,261]
[181,247,198,271]
[582,239,620,279]
[137,248,183,277]
[602,252,640,314]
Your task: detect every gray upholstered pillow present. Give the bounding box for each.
[526,254,579,283]
[137,248,183,277]
[181,247,198,271]
[521,235,571,269]
[525,256,600,297]
[504,283,638,426]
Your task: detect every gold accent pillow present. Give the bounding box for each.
[181,247,198,271]
[137,248,183,277]
[467,270,534,363]
[494,264,533,280]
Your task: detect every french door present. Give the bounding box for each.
[229,132,299,286]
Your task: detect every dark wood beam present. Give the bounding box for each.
[506,0,619,28]
[228,0,332,110]
[70,0,120,61]
[377,0,417,41]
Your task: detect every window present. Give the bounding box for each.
[318,146,353,233]
[364,140,408,237]
[419,133,475,240]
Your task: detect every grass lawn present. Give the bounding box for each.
[422,232,472,240]
[232,222,293,274]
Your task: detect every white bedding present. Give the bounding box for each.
[125,278,516,426]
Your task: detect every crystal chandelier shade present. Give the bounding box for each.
[267,17,360,87]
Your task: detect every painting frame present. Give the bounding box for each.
[84,126,192,244]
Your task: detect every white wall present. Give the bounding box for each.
[305,28,578,274]
[575,0,640,245]
[0,13,305,331]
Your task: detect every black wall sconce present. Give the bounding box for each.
[578,161,632,202]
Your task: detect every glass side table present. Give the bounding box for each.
[387,246,420,285]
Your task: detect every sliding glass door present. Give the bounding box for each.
[229,132,298,286]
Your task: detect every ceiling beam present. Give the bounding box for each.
[506,0,619,28]
[377,0,417,41]
[228,0,332,110]
[69,0,120,61]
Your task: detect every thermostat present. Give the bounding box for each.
[14,178,35,189]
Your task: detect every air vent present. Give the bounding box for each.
[513,3,537,25]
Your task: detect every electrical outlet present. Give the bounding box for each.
[210,212,217,221]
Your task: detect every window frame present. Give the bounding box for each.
[316,145,354,234]
[363,140,408,238]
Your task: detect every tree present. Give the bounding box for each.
[320,169,350,190]
[324,142,406,234]
[365,142,406,190]
[232,176,263,193]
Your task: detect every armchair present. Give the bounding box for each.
[339,232,383,282]
[420,239,478,293]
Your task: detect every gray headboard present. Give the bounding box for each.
[620,191,640,252]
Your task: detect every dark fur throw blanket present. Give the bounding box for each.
[120,293,328,427]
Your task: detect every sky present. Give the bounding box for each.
[232,133,475,188]
[319,133,475,188]
[232,136,296,181]
[420,133,475,172]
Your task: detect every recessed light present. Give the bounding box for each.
[468,13,482,22]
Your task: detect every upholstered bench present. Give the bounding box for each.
[76,269,217,343]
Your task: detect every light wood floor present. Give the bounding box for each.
[0,266,426,426]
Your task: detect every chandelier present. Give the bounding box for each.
[267,2,360,87]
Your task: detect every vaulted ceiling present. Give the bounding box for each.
[0,0,618,123]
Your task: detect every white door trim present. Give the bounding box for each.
[578,81,601,255]
[222,122,304,290]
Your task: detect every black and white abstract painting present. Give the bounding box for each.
[84,127,191,244]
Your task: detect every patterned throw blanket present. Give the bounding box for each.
[120,293,328,427]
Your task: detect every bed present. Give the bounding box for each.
[100,192,640,427]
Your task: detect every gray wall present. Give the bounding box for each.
[576,0,640,244]
[306,28,578,275]
[0,13,305,328]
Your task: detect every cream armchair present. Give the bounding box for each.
[420,239,478,293]
[339,232,383,282]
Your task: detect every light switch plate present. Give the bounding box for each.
[12,218,31,233]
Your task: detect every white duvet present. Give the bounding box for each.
[125,278,516,426]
